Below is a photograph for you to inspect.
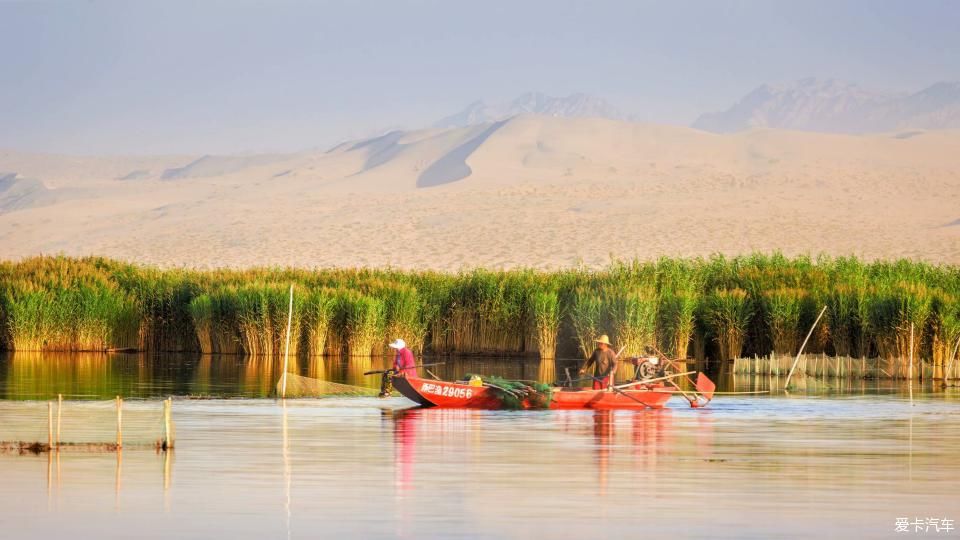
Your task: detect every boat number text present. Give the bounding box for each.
[420,383,473,399]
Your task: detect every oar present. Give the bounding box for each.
[614,370,696,390]
[648,344,707,405]
[590,376,649,407]
[552,376,595,386]
[363,362,445,376]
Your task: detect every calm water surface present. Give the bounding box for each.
[1,353,958,539]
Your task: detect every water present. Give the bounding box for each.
[1,352,959,539]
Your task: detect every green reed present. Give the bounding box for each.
[2,254,960,376]
[703,288,754,362]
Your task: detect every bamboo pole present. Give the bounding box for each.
[784,306,827,389]
[280,284,294,399]
[56,394,62,449]
[116,396,123,449]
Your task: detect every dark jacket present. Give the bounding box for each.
[583,347,617,378]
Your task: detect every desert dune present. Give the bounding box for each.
[1,115,958,270]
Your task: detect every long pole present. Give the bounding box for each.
[784,306,827,390]
[909,323,914,405]
[946,336,960,381]
[280,284,294,399]
[614,371,697,390]
[47,402,53,449]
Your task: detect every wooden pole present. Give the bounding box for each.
[164,398,174,449]
[784,306,827,390]
[280,284,294,399]
[56,394,62,449]
[614,370,697,390]
[909,323,914,405]
[47,401,53,449]
[116,396,123,449]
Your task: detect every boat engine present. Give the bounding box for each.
[628,356,665,381]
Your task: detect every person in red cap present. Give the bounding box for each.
[389,338,417,377]
[580,334,617,389]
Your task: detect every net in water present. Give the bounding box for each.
[276,373,381,398]
[0,399,174,451]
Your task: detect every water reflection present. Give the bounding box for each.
[1,351,958,402]
[391,409,418,492]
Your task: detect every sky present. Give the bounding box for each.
[1,0,958,155]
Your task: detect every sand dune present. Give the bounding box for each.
[1,115,958,269]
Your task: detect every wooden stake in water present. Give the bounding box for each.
[116,396,123,449]
[56,394,62,449]
[163,397,174,450]
[47,401,53,449]
[784,306,827,390]
[280,284,294,399]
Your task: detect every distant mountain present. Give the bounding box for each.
[434,92,631,128]
[693,78,960,133]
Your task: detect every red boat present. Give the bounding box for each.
[391,374,714,410]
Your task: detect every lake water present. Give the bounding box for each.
[1,352,958,539]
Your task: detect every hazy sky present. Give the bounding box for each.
[2,0,958,155]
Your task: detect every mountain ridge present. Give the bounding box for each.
[694,78,960,133]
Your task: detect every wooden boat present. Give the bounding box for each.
[391,374,713,410]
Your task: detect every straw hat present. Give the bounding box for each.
[388,338,406,349]
[594,334,611,346]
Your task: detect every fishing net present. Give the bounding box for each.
[0,399,174,451]
[467,374,553,410]
[277,373,381,398]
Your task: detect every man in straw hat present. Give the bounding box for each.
[580,334,617,389]
[389,338,417,377]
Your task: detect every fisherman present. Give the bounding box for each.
[580,334,618,389]
[388,338,418,377]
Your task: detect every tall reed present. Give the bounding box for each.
[340,291,386,356]
[569,286,603,359]
[529,288,562,359]
[703,288,753,362]
[762,288,805,355]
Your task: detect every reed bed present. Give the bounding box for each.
[732,353,939,380]
[2,254,960,379]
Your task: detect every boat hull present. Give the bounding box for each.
[392,376,503,408]
[393,376,673,410]
[550,387,672,409]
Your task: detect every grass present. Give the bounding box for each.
[2,254,959,379]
